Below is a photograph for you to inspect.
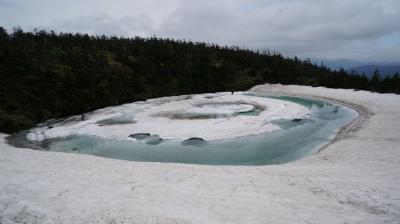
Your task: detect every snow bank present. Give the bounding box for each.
[1,84,400,224]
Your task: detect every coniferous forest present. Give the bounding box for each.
[0,27,399,133]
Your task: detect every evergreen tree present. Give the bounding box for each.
[370,69,381,91]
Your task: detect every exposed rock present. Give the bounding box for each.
[292,118,302,122]
[182,137,207,147]
[146,136,163,145]
[129,133,151,139]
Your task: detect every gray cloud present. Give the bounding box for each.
[55,14,155,37]
[159,1,235,42]
[1,0,399,61]
[0,0,19,8]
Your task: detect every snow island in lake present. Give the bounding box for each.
[15,91,358,165]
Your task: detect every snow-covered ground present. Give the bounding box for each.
[1,84,400,223]
[26,92,310,141]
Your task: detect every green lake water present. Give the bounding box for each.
[44,93,358,165]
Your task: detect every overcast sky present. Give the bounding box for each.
[1,0,399,62]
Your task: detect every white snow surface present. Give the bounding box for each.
[1,84,400,224]
[26,92,310,141]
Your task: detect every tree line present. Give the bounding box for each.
[0,27,399,133]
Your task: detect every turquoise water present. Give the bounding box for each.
[44,94,358,165]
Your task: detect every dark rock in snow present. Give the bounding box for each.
[146,135,163,145]
[129,133,151,139]
[182,137,207,147]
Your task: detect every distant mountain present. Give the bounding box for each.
[348,65,400,78]
[311,58,400,78]
[311,58,364,70]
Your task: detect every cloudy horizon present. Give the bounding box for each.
[1,0,399,62]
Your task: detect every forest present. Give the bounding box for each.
[0,27,399,133]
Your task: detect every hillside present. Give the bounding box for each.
[0,27,399,133]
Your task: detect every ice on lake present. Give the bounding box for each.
[21,92,358,165]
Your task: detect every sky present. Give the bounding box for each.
[1,0,399,62]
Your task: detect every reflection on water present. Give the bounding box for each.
[155,101,264,120]
[44,94,358,166]
[96,113,136,125]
